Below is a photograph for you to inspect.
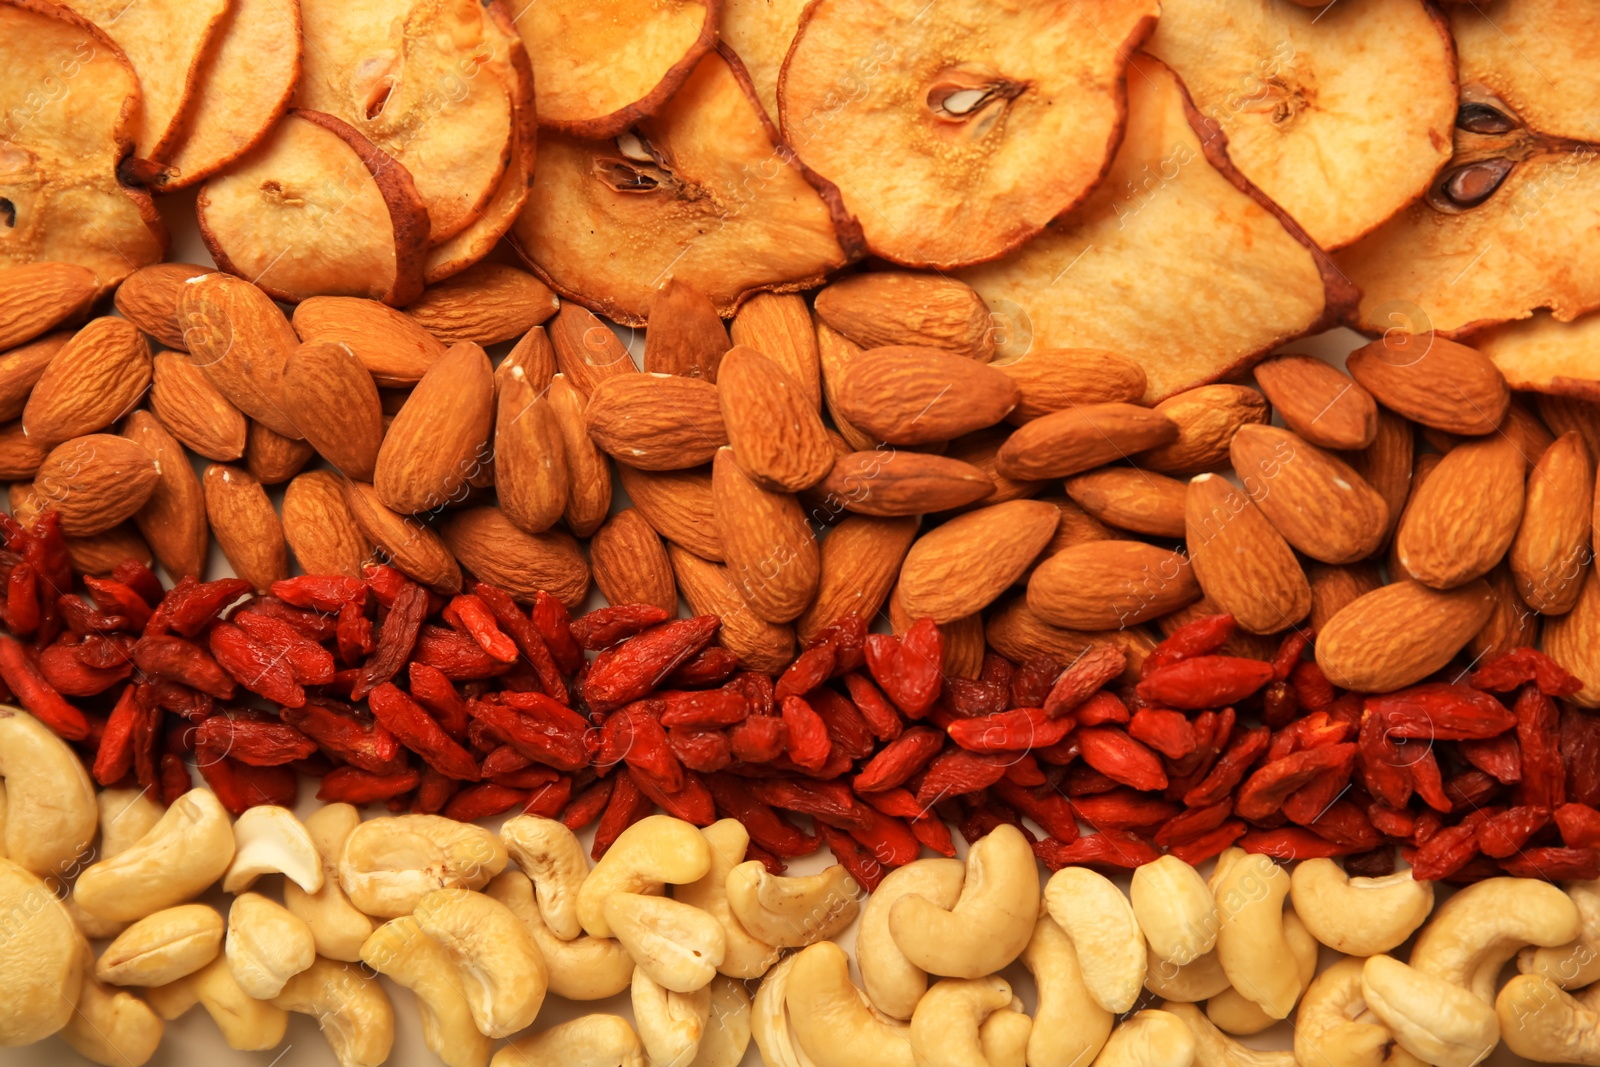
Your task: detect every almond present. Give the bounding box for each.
[1254,355,1378,449]
[495,366,568,534]
[34,434,159,536]
[814,450,993,517]
[994,348,1147,423]
[342,481,461,593]
[1509,431,1594,614]
[814,273,995,360]
[591,508,677,614]
[23,318,152,447]
[1500,399,1557,466]
[1469,562,1540,663]
[281,339,385,481]
[834,347,1020,445]
[547,303,637,398]
[1136,385,1269,476]
[887,586,984,679]
[501,326,558,392]
[643,278,729,380]
[404,263,558,345]
[585,373,727,470]
[1185,472,1311,635]
[246,421,316,486]
[1230,425,1389,565]
[668,544,795,673]
[150,352,248,461]
[986,595,1148,675]
[122,411,208,579]
[375,341,494,514]
[730,293,821,409]
[1388,453,1443,581]
[1065,468,1188,539]
[711,449,820,624]
[114,263,211,349]
[945,427,1047,507]
[717,346,833,492]
[1345,404,1414,542]
[1021,497,1118,584]
[997,403,1178,481]
[1541,567,1600,708]
[1346,334,1510,435]
[179,275,303,439]
[292,296,447,386]
[1535,394,1600,462]
[0,263,96,349]
[0,331,69,422]
[201,464,287,593]
[617,464,723,562]
[439,506,589,608]
[61,524,154,577]
[282,470,372,578]
[897,499,1059,623]
[0,422,46,480]
[1395,432,1524,589]
[794,515,918,645]
[1306,561,1384,634]
[816,321,876,450]
[546,374,611,538]
[1027,540,1200,630]
[1315,579,1495,692]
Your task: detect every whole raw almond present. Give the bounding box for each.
[814,273,994,360]
[62,524,154,577]
[712,449,820,624]
[495,366,568,534]
[794,515,918,645]
[1185,472,1311,635]
[150,352,248,461]
[944,427,1047,508]
[834,348,1020,445]
[547,303,637,398]
[1394,432,1525,589]
[1536,394,1600,462]
[281,339,385,480]
[1136,385,1269,476]
[1541,568,1600,708]
[202,464,287,593]
[439,506,589,608]
[0,263,96,349]
[292,297,447,386]
[1065,468,1188,538]
[897,499,1059,623]
[23,318,152,446]
[1021,497,1119,584]
[1306,561,1384,634]
[1346,335,1510,435]
[1027,540,1201,630]
[1499,399,1557,466]
[0,422,47,479]
[994,348,1147,423]
[1230,424,1389,565]
[342,481,461,593]
[584,373,727,470]
[177,273,303,438]
[887,586,984,679]
[404,263,558,345]
[1388,452,1443,581]
[1315,579,1495,692]
[816,321,876,451]
[1469,562,1540,663]
[814,450,993,517]
[246,421,316,486]
[114,263,211,349]
[122,411,208,579]
[500,327,558,392]
[1254,355,1378,449]
[730,293,821,409]
[282,470,372,578]
[643,278,729,380]
[591,508,677,613]
[546,374,611,537]
[1509,431,1594,614]
[1345,404,1414,542]
[0,331,69,422]
[986,595,1151,677]
[997,403,1178,481]
[375,341,495,514]
[668,544,795,673]
[617,464,723,561]
[717,346,833,491]
[34,434,159,535]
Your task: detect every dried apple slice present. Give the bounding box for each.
[958,54,1344,403]
[511,50,851,326]
[1145,0,1456,250]
[778,0,1158,269]
[719,0,807,122]
[0,0,166,289]
[297,0,514,245]
[197,109,429,305]
[1470,312,1600,402]
[510,0,718,137]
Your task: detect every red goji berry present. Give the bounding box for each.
[1556,803,1600,848]
[244,596,342,642]
[1182,725,1268,808]
[661,646,740,688]
[1272,629,1312,683]
[1128,708,1198,760]
[1443,769,1504,811]
[860,788,923,820]
[865,618,943,718]
[1412,823,1481,880]
[1367,802,1416,839]
[1074,691,1131,726]
[112,559,164,607]
[815,822,886,891]
[571,603,671,651]
[667,725,733,773]
[369,683,482,781]
[750,778,867,829]
[1004,754,1046,787]
[583,616,720,714]
[1458,734,1522,785]
[413,625,508,679]
[0,634,88,738]
[1308,800,1381,850]
[467,696,588,772]
[58,593,128,636]
[407,661,470,738]
[1471,647,1584,698]
[38,642,130,696]
[806,688,876,760]
[1240,826,1357,860]
[1515,684,1566,810]
[316,765,420,805]
[1068,764,1123,796]
[442,783,527,821]
[4,562,40,637]
[810,612,868,676]
[1477,805,1552,858]
[280,698,406,774]
[846,806,919,867]
[204,757,298,813]
[704,776,818,856]
[1043,645,1125,719]
[992,778,1078,841]
[233,610,336,685]
[1072,789,1180,831]
[333,600,373,666]
[352,581,427,700]
[159,752,192,806]
[271,576,368,613]
[915,748,1010,806]
[1077,726,1167,792]
[1143,614,1236,676]
[472,583,567,702]
[133,635,238,700]
[945,678,1009,718]
[531,590,584,675]
[415,766,460,814]
[1261,681,1298,729]
[1169,820,1247,865]
[522,777,573,817]
[1282,757,1356,827]
[840,672,903,742]
[1365,684,1517,741]
[441,594,518,664]
[93,686,142,786]
[635,765,716,825]
[207,623,305,707]
[1562,704,1600,807]
[1035,828,1162,870]
[660,688,748,728]
[561,775,615,831]
[195,714,319,767]
[946,706,1072,753]
[1010,658,1061,712]
[162,577,254,637]
[775,644,836,703]
[855,726,944,793]
[779,695,832,773]
[957,800,1032,847]
[1155,800,1233,847]
[728,714,785,764]
[1136,656,1274,711]
[1501,847,1600,881]
[1236,744,1357,821]
[79,577,149,634]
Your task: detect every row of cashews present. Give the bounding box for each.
[6,701,1600,1067]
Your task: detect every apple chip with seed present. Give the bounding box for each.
[511,50,853,326]
[197,109,429,305]
[0,0,167,288]
[958,55,1343,404]
[1146,0,1457,250]
[1471,312,1600,402]
[778,0,1159,269]
[719,0,808,123]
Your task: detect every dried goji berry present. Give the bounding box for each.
[1306,800,1381,850]
[233,610,336,685]
[1356,713,1416,810]
[915,748,1010,806]
[704,776,819,857]
[368,683,481,781]
[313,765,419,805]
[957,800,1031,846]
[1555,803,1600,849]
[1292,664,1337,716]
[1501,847,1600,881]
[271,576,368,613]
[803,688,872,760]
[443,594,519,663]
[38,642,130,696]
[1236,744,1357,821]
[1143,613,1235,676]
[841,672,903,741]
[1073,789,1180,832]
[1365,684,1517,740]
[161,577,254,637]
[780,695,832,772]
[442,783,526,821]
[207,623,305,707]
[854,726,945,793]
[992,778,1078,841]
[634,766,716,825]
[407,662,470,738]
[244,596,342,642]
[667,725,733,773]
[1412,823,1481,880]
[1043,645,1125,719]
[522,777,573,818]
[83,577,154,634]
[1008,657,1058,710]
[561,775,615,831]
[1240,826,1357,860]
[861,788,923,820]
[1137,656,1274,711]
[1272,629,1312,683]
[113,559,164,607]
[816,822,887,891]
[846,806,919,867]
[728,714,785,764]
[93,686,142,786]
[331,600,372,666]
[1443,769,1503,811]
[1477,805,1551,858]
[584,616,720,713]
[159,752,192,806]
[415,766,460,814]
[750,778,867,829]
[133,634,238,700]
[1561,704,1600,808]
[865,618,943,718]
[352,581,427,700]
[1282,757,1356,827]
[204,757,298,813]
[531,590,584,675]
[660,688,748,728]
[1077,726,1168,792]
[3,562,40,637]
[195,714,319,767]
[1182,725,1268,808]
[0,634,87,739]
[661,646,739,688]
[775,644,836,703]
[1004,754,1046,787]
[1261,681,1297,729]
[810,612,868,677]
[909,812,956,857]
[1458,734,1522,785]
[473,583,567,702]
[1128,708,1198,759]
[468,695,589,772]
[1515,684,1566,810]
[1470,647,1584,698]
[944,678,1009,718]
[413,625,507,680]
[282,698,408,775]
[1074,691,1131,726]
[1068,763,1123,797]
[1169,820,1247,865]
[58,593,128,636]
[1367,802,1416,839]
[947,706,1072,753]
[1035,828,1162,870]
[1155,800,1233,847]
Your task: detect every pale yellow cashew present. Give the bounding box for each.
[727,860,862,949]
[1092,1010,1196,1067]
[1495,973,1600,1063]
[1144,950,1231,1003]
[0,856,83,1045]
[674,819,780,979]
[786,940,915,1067]
[633,965,711,1067]
[1410,877,1580,1002]
[339,814,508,919]
[1210,852,1297,1020]
[1162,1001,1294,1067]
[580,815,712,938]
[75,789,234,922]
[1290,860,1434,957]
[223,805,323,894]
[890,824,1039,978]
[487,869,635,1000]
[96,788,163,860]
[0,705,96,879]
[690,975,753,1067]
[1296,957,1392,1067]
[413,886,548,1038]
[1206,909,1317,1035]
[1046,866,1147,1013]
[980,1010,1032,1067]
[226,892,317,999]
[96,903,224,987]
[910,975,1017,1067]
[859,857,965,1019]
[63,948,164,1067]
[362,915,494,1067]
[1023,912,1115,1067]
[501,814,590,940]
[751,952,818,1067]
[147,954,288,1051]
[273,956,396,1067]
[285,803,374,962]
[1360,955,1498,1067]
[1519,879,1600,989]
[606,891,727,992]
[492,1014,647,1067]
[65,892,129,940]
[1132,857,1218,966]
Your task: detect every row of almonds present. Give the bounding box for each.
[0,260,1597,705]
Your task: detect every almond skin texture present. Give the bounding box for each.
[122,411,207,579]
[282,339,385,481]
[0,332,69,422]
[547,303,637,398]
[711,449,820,624]
[341,481,461,594]
[1230,424,1389,565]
[668,544,795,673]
[150,352,248,461]
[794,515,918,645]
[1185,472,1311,635]
[500,326,558,392]
[834,347,1019,445]
[61,524,154,577]
[375,341,495,514]
[1470,562,1541,663]
[114,263,211,349]
[814,273,995,360]
[1346,404,1414,543]
[997,403,1178,481]
[403,263,558,345]
[1315,579,1496,693]
[887,587,984,679]
[584,373,727,470]
[1253,355,1377,450]
[440,507,590,609]
[246,421,316,486]
[0,423,46,480]
[995,348,1147,423]
[177,273,304,439]
[730,293,821,410]
[716,346,834,492]
[1388,453,1443,582]
[1064,468,1188,539]
[34,434,159,536]
[1536,394,1600,463]
[1346,334,1510,435]
[987,596,1151,676]
[292,297,447,386]
[23,318,152,447]
[1509,431,1594,615]
[1137,385,1269,476]
[897,500,1059,623]
[546,374,610,537]
[495,367,569,535]
[0,263,96,349]
[816,322,876,451]
[1395,432,1525,590]
[1543,568,1600,708]
[616,465,723,561]
[814,450,994,517]
[643,278,729,380]
[591,509,677,614]
[1027,540,1201,630]
[282,471,372,578]
[1306,561,1384,635]
[1022,497,1118,583]
[944,427,1047,508]
[202,465,288,593]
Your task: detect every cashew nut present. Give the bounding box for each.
[413,886,548,1038]
[1409,877,1580,1002]
[910,975,1017,1067]
[63,955,164,1067]
[674,819,780,979]
[727,860,862,949]
[146,954,288,1051]
[633,964,712,1067]
[0,705,96,879]
[751,951,818,1067]
[1296,957,1394,1067]
[1206,908,1318,1035]
[96,903,224,987]
[339,814,508,919]
[492,1014,646,1067]
[75,789,235,922]
[273,956,396,1067]
[980,1010,1032,1067]
[1092,1010,1196,1067]
[1163,1001,1294,1067]
[226,891,316,999]
[224,804,323,894]
[691,975,753,1067]
[361,915,494,1067]
[1133,857,1219,966]
[285,803,374,961]
[1023,912,1115,1067]
[1211,851,1298,1020]
[1290,860,1434,957]
[1145,950,1231,1003]
[501,814,589,940]
[487,869,634,1000]
[580,815,712,937]
[0,856,83,1045]
[858,856,965,1019]
[65,891,129,940]
[890,823,1039,978]
[1518,878,1600,989]
[1495,973,1600,1064]
[605,891,727,992]
[1361,954,1498,1067]
[96,788,164,860]
[785,940,915,1067]
[1045,866,1147,1013]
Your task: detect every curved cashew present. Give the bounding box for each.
[491,1014,646,1067]
[674,819,780,979]
[1133,857,1219,966]
[889,824,1039,978]
[858,857,965,1019]
[339,814,508,919]
[1211,852,1297,1020]
[273,956,396,1067]
[0,856,83,1045]
[1145,949,1231,1003]
[285,803,374,961]
[96,903,224,987]
[487,869,634,1000]
[413,886,547,1038]
[1163,1001,1294,1067]
[96,788,164,860]
[147,955,288,1051]
[786,940,915,1067]
[727,860,862,949]
[633,964,712,1067]
[361,915,494,1067]
[691,975,753,1067]
[1206,908,1318,1035]
[980,1009,1032,1067]
[1495,973,1600,1064]
[580,814,712,937]
[910,976,1017,1067]
[751,951,818,1067]
[1361,955,1497,1067]
[1023,911,1114,1067]
[1046,866,1147,1013]
[1290,860,1434,957]
[1519,878,1600,989]
[226,891,316,999]
[66,891,129,940]
[1410,877,1580,1002]
[75,789,234,922]
[1296,957,1393,1067]
[605,891,726,992]
[501,814,589,940]
[63,955,164,1067]
[0,705,96,879]
[1092,1010,1196,1067]
[224,805,323,894]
